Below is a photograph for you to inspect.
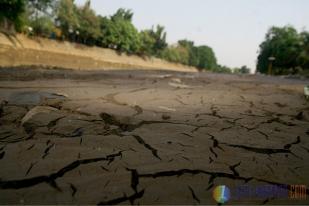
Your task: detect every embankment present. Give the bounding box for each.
[0,33,196,72]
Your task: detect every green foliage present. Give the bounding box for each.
[178,40,198,66]
[162,39,217,71]
[148,25,168,56]
[29,15,54,37]
[0,0,26,31]
[257,26,309,75]
[99,10,140,54]
[76,0,100,45]
[160,45,190,65]
[234,65,250,74]
[216,65,232,73]
[27,0,54,16]
[195,46,217,70]
[25,0,56,36]
[111,8,133,22]
[139,30,156,56]
[298,31,309,69]
[2,0,221,71]
[55,0,79,38]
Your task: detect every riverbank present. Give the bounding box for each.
[0,33,197,72]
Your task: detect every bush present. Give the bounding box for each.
[29,16,55,37]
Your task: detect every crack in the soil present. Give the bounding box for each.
[42,143,55,159]
[229,161,241,176]
[181,132,194,138]
[138,168,253,183]
[257,130,269,139]
[177,142,194,148]
[209,147,218,158]
[126,168,139,192]
[174,98,188,105]
[222,143,291,155]
[26,144,35,150]
[47,116,66,129]
[100,166,109,172]
[25,161,37,176]
[208,133,224,151]
[188,186,200,203]
[49,127,84,138]
[264,117,296,127]
[69,183,77,197]
[284,136,300,149]
[132,135,161,160]
[0,151,122,190]
[199,111,234,120]
[232,116,297,132]
[97,189,145,205]
[100,112,208,135]
[0,132,14,140]
[0,151,5,159]
[220,126,233,131]
[221,135,302,159]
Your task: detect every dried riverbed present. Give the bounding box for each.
[0,69,309,204]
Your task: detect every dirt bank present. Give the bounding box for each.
[0,33,196,72]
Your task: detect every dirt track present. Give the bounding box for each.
[0,69,309,204]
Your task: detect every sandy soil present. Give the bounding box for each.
[0,68,309,205]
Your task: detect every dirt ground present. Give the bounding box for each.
[0,68,309,205]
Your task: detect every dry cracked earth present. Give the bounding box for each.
[0,69,309,205]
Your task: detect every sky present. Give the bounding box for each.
[75,0,309,72]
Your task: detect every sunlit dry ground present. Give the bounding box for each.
[0,69,309,204]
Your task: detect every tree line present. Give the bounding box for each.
[0,0,228,72]
[8,1,308,75]
[257,26,309,75]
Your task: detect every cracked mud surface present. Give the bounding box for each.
[0,70,309,204]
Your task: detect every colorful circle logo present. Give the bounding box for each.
[213,185,231,204]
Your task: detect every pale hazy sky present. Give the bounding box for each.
[75,0,309,71]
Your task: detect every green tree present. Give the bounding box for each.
[25,0,56,36]
[178,41,217,69]
[76,0,100,45]
[29,15,55,37]
[0,0,26,31]
[139,30,156,56]
[178,39,199,66]
[196,45,217,70]
[27,0,55,18]
[257,26,303,74]
[234,65,250,74]
[111,8,133,22]
[216,65,232,73]
[55,0,79,39]
[160,45,190,65]
[99,9,140,54]
[149,25,167,56]
[298,31,309,70]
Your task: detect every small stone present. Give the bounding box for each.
[162,114,171,120]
